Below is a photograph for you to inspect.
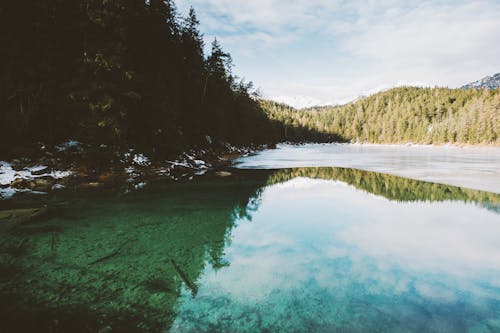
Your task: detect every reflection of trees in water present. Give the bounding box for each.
[0,176,267,332]
[268,167,500,211]
[2,168,496,332]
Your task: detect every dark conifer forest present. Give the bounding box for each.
[1,0,329,158]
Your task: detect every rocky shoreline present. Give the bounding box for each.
[0,141,269,200]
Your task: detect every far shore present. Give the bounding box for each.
[286,141,500,149]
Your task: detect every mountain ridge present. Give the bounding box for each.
[462,73,500,89]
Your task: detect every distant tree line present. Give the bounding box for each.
[262,87,500,145]
[1,0,335,158]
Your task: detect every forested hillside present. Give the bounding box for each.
[0,0,301,158]
[263,87,500,145]
[1,1,497,159]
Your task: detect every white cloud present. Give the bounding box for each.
[176,0,500,107]
[344,2,500,71]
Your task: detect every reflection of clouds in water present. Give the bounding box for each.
[209,178,500,301]
[265,178,500,272]
[338,201,500,274]
[203,242,310,301]
[271,176,345,190]
[173,178,500,332]
[415,282,458,303]
[266,178,492,299]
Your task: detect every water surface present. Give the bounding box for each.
[235,143,500,193]
[1,168,499,332]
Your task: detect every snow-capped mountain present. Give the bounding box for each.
[269,95,331,109]
[462,73,500,89]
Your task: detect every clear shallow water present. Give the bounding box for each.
[1,168,499,332]
[234,143,500,194]
[172,173,500,332]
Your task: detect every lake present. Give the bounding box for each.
[234,143,500,193]
[1,144,500,332]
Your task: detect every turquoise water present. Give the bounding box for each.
[1,168,499,332]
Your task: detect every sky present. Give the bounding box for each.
[176,0,500,108]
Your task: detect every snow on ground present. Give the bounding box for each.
[133,153,151,166]
[26,165,48,173]
[0,187,16,199]
[0,161,17,186]
[55,140,82,152]
[0,161,72,198]
[234,143,500,194]
[50,171,72,179]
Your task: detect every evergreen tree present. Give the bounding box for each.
[0,0,295,158]
[261,87,500,145]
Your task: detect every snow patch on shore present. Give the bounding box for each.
[0,161,17,186]
[1,160,73,198]
[133,153,151,166]
[0,187,16,199]
[56,140,82,152]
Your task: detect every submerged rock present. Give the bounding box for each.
[0,206,48,225]
[29,177,55,191]
[10,178,29,189]
[28,165,51,176]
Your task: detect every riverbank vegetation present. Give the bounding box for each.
[262,87,500,145]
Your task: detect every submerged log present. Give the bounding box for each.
[170,259,198,296]
[89,240,130,265]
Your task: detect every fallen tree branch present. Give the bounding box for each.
[89,240,130,265]
[170,259,198,296]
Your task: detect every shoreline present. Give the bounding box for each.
[2,140,500,200]
[0,142,270,200]
[280,141,500,149]
[350,142,500,148]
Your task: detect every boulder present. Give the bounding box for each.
[29,177,54,191]
[31,166,51,176]
[11,178,29,189]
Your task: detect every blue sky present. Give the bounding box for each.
[176,0,500,107]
